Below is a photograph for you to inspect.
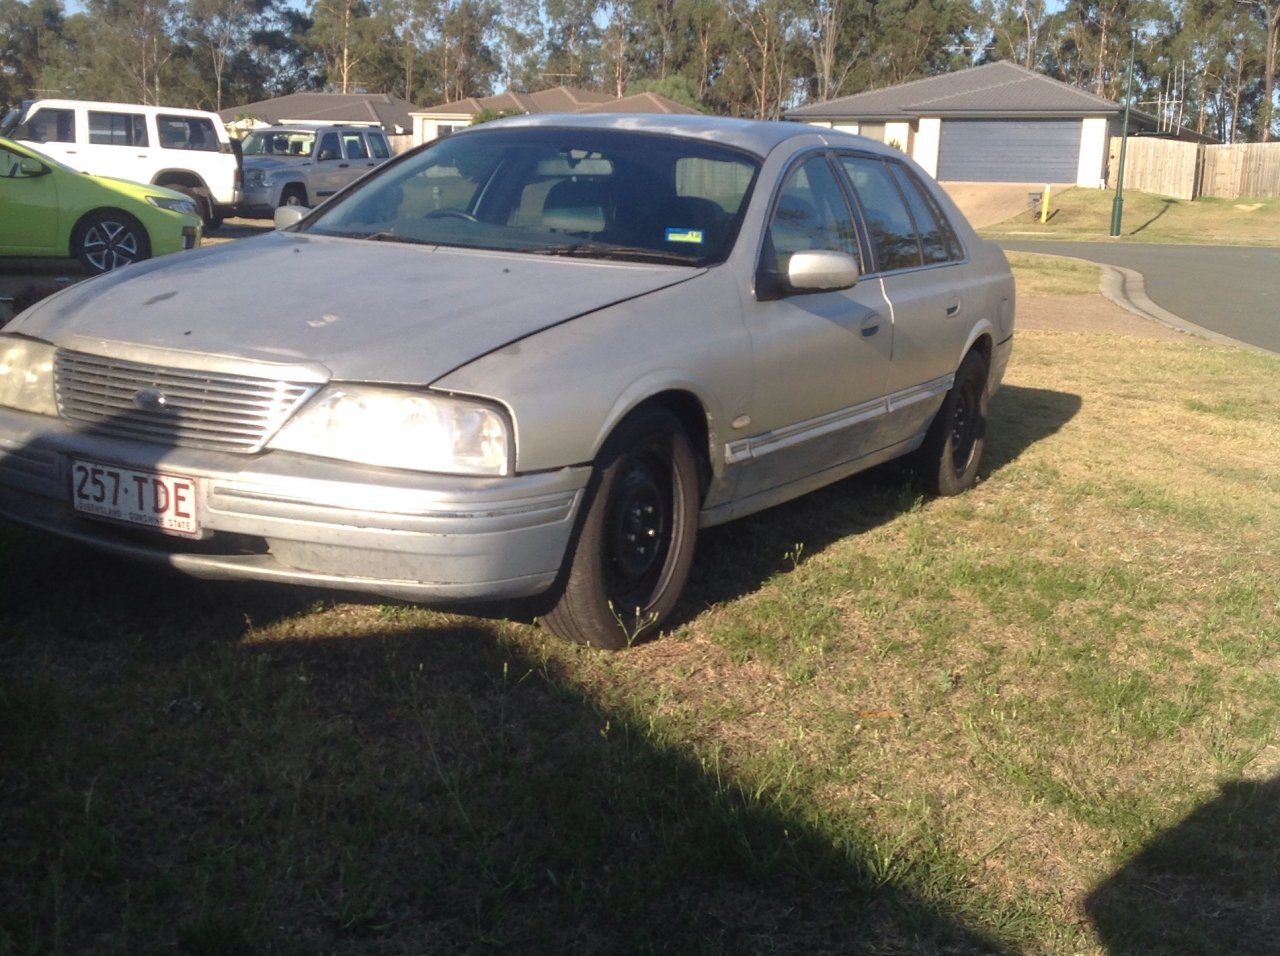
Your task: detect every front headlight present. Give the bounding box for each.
[147,195,198,215]
[245,169,267,188]
[268,385,512,476]
[0,337,58,416]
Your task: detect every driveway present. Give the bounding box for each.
[998,240,1280,355]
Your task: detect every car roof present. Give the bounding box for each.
[476,112,894,160]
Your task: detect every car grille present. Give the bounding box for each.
[54,351,320,454]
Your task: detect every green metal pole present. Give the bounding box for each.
[1110,39,1137,237]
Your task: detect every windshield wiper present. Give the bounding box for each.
[523,242,698,266]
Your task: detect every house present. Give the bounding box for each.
[411,86,700,145]
[785,61,1189,187]
[219,92,418,135]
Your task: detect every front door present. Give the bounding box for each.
[733,153,895,502]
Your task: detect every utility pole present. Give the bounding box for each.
[1110,37,1137,237]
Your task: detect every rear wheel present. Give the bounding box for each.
[544,408,700,649]
[72,211,151,274]
[168,185,218,231]
[914,349,989,497]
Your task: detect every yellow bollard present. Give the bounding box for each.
[1039,184,1051,224]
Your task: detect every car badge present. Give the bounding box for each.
[134,388,169,411]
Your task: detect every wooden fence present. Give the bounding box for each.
[1113,137,1280,199]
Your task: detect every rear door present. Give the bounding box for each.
[83,108,154,184]
[837,153,971,396]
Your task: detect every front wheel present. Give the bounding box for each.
[914,350,989,497]
[543,408,700,649]
[72,211,151,274]
[279,185,308,208]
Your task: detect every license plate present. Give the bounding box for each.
[71,458,200,537]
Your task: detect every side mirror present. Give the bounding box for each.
[317,149,337,161]
[274,205,309,229]
[786,250,860,293]
[16,157,48,178]
[756,249,860,301]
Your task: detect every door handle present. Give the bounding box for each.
[861,313,883,337]
[946,301,961,317]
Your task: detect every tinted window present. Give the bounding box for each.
[89,111,149,147]
[317,132,340,160]
[20,107,75,144]
[838,155,922,273]
[887,163,960,264]
[343,132,369,159]
[764,155,858,274]
[157,115,219,151]
[367,132,390,159]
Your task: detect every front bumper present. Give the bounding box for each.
[236,184,279,219]
[0,407,588,603]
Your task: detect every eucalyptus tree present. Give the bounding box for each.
[0,0,68,105]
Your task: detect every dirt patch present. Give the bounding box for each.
[1017,293,1194,343]
[942,182,1076,229]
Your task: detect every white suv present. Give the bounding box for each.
[1,99,242,229]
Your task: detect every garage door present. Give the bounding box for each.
[937,119,1081,182]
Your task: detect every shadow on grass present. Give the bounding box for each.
[667,383,1081,627]
[0,382,1078,953]
[1086,776,1280,955]
[1128,198,1177,237]
[0,543,1017,955]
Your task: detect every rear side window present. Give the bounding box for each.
[157,115,220,151]
[367,132,391,159]
[89,111,149,147]
[343,133,369,160]
[887,163,963,264]
[18,107,75,144]
[838,155,922,273]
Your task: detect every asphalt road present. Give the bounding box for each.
[997,240,1280,354]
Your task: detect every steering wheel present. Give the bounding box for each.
[424,208,478,222]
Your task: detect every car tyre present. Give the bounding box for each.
[72,210,151,274]
[280,185,308,208]
[168,185,218,231]
[544,408,699,649]
[914,349,989,497]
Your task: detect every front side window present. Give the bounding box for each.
[18,108,75,144]
[302,126,760,265]
[317,132,340,161]
[89,111,149,147]
[763,155,859,275]
[838,155,922,273]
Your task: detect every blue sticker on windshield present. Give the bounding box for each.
[665,227,704,244]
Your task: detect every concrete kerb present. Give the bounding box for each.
[1009,249,1275,357]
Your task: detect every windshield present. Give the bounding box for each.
[301,125,760,265]
[242,129,315,157]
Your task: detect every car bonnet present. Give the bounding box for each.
[8,231,704,386]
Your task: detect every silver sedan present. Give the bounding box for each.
[0,114,1014,648]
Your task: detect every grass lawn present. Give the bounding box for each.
[981,188,1280,245]
[2,264,1278,955]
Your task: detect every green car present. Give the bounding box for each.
[0,136,201,274]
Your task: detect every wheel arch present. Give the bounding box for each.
[152,169,209,195]
[70,206,150,248]
[600,390,712,502]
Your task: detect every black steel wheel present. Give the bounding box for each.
[544,407,700,649]
[915,349,989,497]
